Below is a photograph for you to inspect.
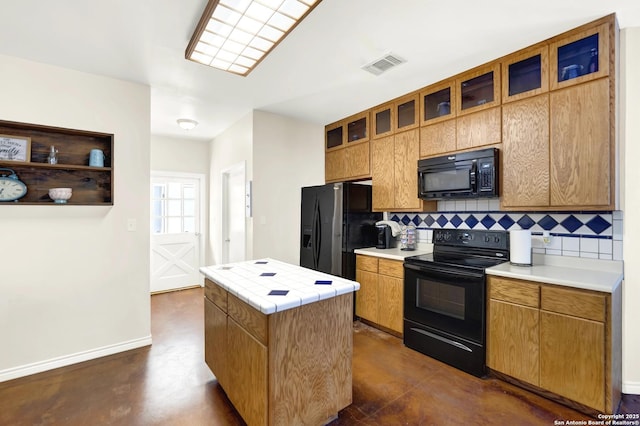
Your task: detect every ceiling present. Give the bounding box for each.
[1,0,640,142]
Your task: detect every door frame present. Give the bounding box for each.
[150,170,207,289]
[221,161,247,264]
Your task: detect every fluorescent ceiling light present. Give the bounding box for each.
[185,0,321,76]
[177,118,199,130]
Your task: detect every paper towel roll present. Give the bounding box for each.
[510,229,532,266]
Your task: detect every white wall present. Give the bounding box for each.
[151,134,210,174]
[208,112,253,265]
[621,27,640,394]
[0,55,151,380]
[252,111,324,264]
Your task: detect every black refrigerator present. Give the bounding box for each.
[299,182,382,280]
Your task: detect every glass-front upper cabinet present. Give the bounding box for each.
[420,80,456,125]
[325,120,344,151]
[372,101,395,139]
[550,23,609,90]
[394,92,419,131]
[345,111,369,144]
[455,62,501,116]
[502,45,549,103]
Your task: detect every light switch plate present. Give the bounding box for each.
[127,218,137,232]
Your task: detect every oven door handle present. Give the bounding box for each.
[404,263,484,279]
[410,327,473,352]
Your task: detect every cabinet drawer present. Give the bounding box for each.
[228,293,269,345]
[378,259,404,278]
[541,286,606,322]
[357,255,378,273]
[205,278,228,312]
[488,276,539,308]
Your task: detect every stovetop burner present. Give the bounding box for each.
[405,229,509,271]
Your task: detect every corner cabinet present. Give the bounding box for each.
[487,276,622,415]
[0,120,113,205]
[325,112,371,183]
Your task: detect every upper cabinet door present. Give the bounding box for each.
[345,111,370,145]
[325,120,344,151]
[420,79,456,126]
[372,102,395,139]
[456,62,501,116]
[502,45,549,103]
[549,23,610,91]
[394,92,420,131]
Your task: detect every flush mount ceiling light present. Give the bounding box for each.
[185,0,321,76]
[177,118,199,130]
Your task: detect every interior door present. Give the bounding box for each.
[150,174,204,293]
[222,162,246,263]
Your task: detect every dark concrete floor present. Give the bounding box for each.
[0,287,637,425]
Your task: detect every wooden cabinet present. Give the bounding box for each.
[456,106,501,150]
[204,278,353,426]
[394,93,419,132]
[550,22,610,91]
[372,102,395,139]
[0,119,113,205]
[487,275,621,414]
[501,15,615,211]
[419,80,457,157]
[501,94,550,208]
[324,113,371,183]
[455,62,501,116]
[355,255,404,335]
[371,129,433,211]
[502,45,549,103]
[550,78,611,207]
[487,277,540,385]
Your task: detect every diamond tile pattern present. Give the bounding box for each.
[388,211,613,239]
[586,215,612,234]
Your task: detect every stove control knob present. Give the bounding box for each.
[484,236,491,242]
[444,233,452,241]
[494,236,500,243]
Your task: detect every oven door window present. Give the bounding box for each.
[404,265,484,343]
[418,279,466,320]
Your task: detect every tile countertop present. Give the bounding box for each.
[486,254,623,293]
[199,258,360,315]
[354,244,434,261]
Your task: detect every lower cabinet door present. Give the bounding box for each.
[226,318,268,426]
[204,297,228,388]
[377,275,403,334]
[540,311,605,411]
[355,269,379,323]
[488,299,540,386]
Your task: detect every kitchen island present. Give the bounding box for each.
[199,258,359,426]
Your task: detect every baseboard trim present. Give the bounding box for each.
[0,335,152,383]
[623,381,640,395]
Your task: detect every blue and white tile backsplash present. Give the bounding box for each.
[390,199,623,261]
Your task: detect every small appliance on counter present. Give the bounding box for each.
[375,220,401,249]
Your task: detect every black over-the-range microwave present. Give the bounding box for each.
[417,148,498,200]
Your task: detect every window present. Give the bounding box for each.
[151,182,196,234]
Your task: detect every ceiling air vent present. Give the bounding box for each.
[361,53,407,76]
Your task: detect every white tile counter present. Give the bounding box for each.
[199,258,359,315]
[486,254,623,293]
[354,244,434,261]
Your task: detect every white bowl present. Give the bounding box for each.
[49,187,72,204]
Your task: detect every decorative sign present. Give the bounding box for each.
[0,135,31,163]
